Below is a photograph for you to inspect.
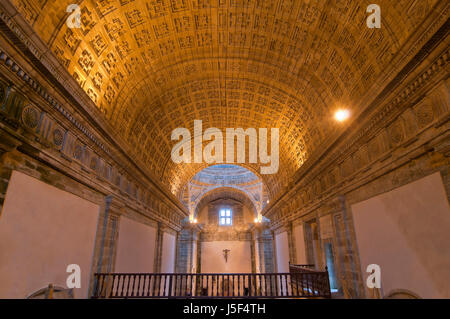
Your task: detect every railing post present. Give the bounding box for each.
[168,274,173,298]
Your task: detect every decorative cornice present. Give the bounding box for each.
[268,93,448,228]
[0,50,110,154]
[0,56,187,230]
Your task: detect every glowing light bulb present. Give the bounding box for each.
[335,109,350,122]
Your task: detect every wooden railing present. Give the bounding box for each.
[288,264,331,298]
[92,269,331,299]
[289,264,316,271]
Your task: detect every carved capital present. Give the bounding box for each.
[104,195,125,217]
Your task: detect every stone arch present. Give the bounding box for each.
[194,187,258,219]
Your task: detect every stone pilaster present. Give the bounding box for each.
[0,164,12,217]
[176,222,201,273]
[88,195,123,297]
[285,221,297,265]
[338,195,364,298]
[253,225,274,273]
[315,214,325,270]
[154,222,164,273]
[0,131,20,215]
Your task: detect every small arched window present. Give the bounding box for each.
[219,208,232,225]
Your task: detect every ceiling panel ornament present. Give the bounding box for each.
[185,164,266,215]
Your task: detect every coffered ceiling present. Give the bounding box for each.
[9,0,440,198]
[185,164,266,214]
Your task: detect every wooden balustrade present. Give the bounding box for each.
[92,268,331,299]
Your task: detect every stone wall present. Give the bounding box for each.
[176,198,275,274]
[266,36,449,297]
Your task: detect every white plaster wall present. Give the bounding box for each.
[352,172,450,298]
[293,225,307,264]
[115,217,156,273]
[161,233,176,273]
[201,241,251,273]
[275,232,289,273]
[0,170,99,298]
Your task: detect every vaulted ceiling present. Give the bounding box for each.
[184,164,266,214]
[10,0,439,198]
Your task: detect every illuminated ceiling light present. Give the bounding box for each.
[189,215,197,224]
[335,109,351,122]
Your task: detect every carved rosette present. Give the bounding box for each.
[21,105,40,130]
